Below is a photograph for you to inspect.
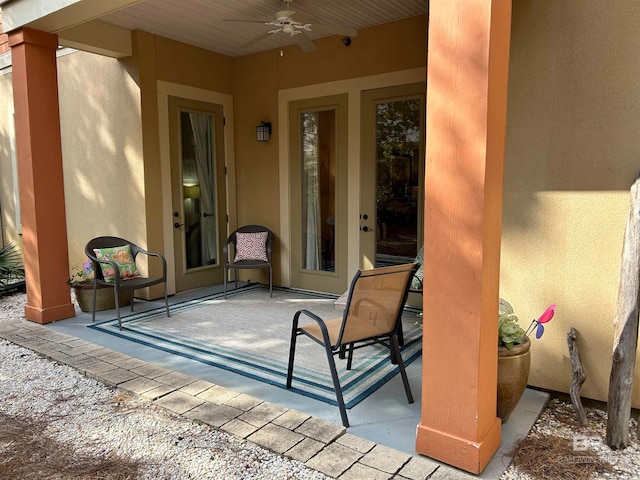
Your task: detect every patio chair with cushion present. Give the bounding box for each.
[286,262,418,427]
[223,225,274,298]
[85,236,169,330]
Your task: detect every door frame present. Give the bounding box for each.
[278,69,426,292]
[157,81,236,295]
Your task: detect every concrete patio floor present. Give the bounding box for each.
[4,283,549,479]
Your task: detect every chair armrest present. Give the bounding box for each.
[134,250,168,278]
[293,309,336,348]
[85,250,121,283]
[223,237,233,264]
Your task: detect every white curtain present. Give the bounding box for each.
[188,113,216,264]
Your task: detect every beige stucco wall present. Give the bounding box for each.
[56,50,145,272]
[502,0,640,406]
[0,70,20,248]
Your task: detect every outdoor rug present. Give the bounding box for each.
[88,285,423,408]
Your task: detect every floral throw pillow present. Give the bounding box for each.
[234,231,268,262]
[93,244,140,283]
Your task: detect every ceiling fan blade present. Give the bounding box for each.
[293,33,316,52]
[223,19,270,24]
[240,32,274,50]
[289,10,313,24]
[310,23,358,38]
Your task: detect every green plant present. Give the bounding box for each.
[0,242,25,287]
[67,260,94,287]
[499,298,526,349]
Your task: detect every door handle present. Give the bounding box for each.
[174,222,184,228]
[203,212,214,218]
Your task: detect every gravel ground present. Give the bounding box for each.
[1,291,639,479]
[0,292,328,480]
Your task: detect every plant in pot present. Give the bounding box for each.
[68,260,131,313]
[497,299,555,422]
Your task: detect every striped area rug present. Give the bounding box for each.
[88,285,422,408]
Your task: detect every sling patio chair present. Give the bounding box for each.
[85,236,169,331]
[286,262,418,427]
[223,225,274,298]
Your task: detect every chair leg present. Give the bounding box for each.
[346,343,355,370]
[286,316,300,389]
[390,334,414,404]
[164,282,170,318]
[114,287,122,331]
[324,344,350,427]
[397,321,405,347]
[269,266,273,298]
[223,265,228,298]
[91,282,98,323]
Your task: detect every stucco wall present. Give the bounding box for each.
[502,0,640,406]
[0,71,19,248]
[57,50,145,270]
[232,16,428,286]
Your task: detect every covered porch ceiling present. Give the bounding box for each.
[0,0,428,58]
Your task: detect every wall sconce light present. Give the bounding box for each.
[256,121,272,142]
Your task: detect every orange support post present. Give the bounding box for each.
[416,0,512,474]
[9,28,75,323]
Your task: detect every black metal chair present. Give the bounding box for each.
[287,263,418,427]
[85,236,169,330]
[223,225,274,298]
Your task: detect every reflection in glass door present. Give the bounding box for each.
[375,98,422,265]
[361,84,425,270]
[181,111,218,269]
[301,110,336,273]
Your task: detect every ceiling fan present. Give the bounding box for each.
[224,0,358,53]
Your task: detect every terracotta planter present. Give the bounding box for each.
[72,284,132,313]
[497,337,531,423]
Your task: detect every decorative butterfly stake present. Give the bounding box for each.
[525,304,556,339]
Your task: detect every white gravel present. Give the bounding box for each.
[2,290,640,479]
[0,292,328,480]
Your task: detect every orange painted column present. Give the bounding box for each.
[415,0,512,474]
[9,28,76,323]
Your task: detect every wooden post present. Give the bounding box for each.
[566,327,587,425]
[415,0,512,474]
[9,28,75,323]
[606,173,640,449]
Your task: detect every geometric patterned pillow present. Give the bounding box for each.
[234,231,268,262]
[93,244,140,283]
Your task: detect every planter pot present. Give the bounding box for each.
[72,284,132,313]
[497,337,531,423]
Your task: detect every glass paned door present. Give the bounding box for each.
[289,94,348,294]
[169,96,226,292]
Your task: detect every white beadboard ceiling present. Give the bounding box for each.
[99,0,428,57]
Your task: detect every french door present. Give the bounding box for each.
[168,96,227,292]
[360,83,426,271]
[289,94,349,294]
